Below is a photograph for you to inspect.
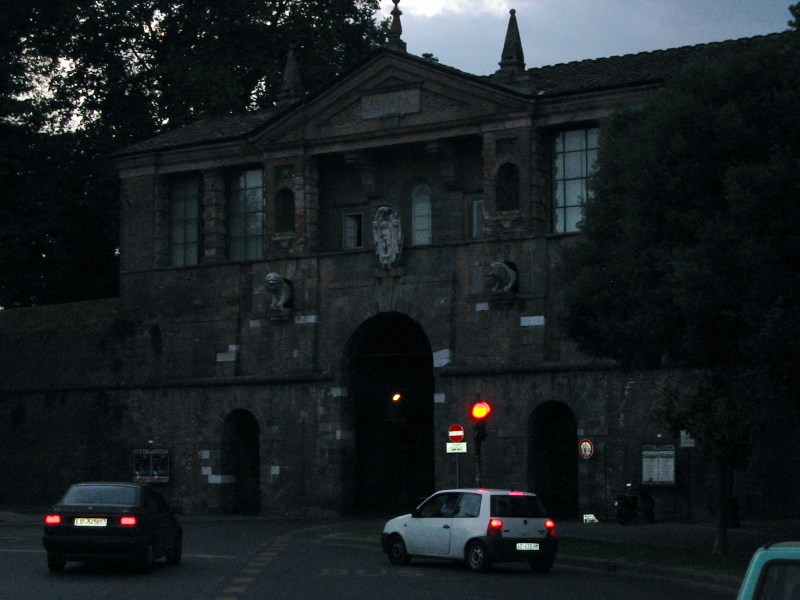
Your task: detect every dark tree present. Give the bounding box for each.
[560,31,800,553]
[1,0,388,307]
[790,2,800,29]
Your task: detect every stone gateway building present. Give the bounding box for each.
[1,6,795,520]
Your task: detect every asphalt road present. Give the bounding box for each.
[0,516,738,600]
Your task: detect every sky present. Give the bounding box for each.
[377,0,794,75]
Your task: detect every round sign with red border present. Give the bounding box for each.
[448,424,465,443]
[579,438,594,460]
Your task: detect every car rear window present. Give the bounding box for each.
[62,485,138,506]
[490,494,547,518]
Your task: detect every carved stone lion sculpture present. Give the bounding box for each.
[266,272,293,310]
[490,261,518,293]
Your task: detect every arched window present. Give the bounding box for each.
[471,197,484,239]
[411,184,432,246]
[275,188,295,233]
[495,163,520,212]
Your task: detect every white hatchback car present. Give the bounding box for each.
[381,488,558,573]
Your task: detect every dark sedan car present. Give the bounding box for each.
[42,482,182,573]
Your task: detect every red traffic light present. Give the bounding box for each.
[471,401,492,421]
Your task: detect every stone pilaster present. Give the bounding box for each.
[202,169,226,263]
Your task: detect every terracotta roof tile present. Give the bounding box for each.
[525,33,789,96]
[116,110,278,156]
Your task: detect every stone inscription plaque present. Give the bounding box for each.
[362,88,420,119]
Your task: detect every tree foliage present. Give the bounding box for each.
[562,32,800,392]
[1,0,388,307]
[790,3,800,29]
[560,29,800,551]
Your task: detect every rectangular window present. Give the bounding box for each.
[343,213,363,249]
[551,127,599,233]
[227,168,263,261]
[169,175,201,267]
[472,198,484,239]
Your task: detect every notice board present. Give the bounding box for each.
[642,444,675,485]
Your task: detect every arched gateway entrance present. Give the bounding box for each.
[221,409,260,514]
[344,313,435,514]
[528,401,579,519]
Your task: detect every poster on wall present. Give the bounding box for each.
[641,444,675,485]
[133,448,170,483]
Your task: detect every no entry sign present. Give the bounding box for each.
[448,424,465,443]
[579,438,595,460]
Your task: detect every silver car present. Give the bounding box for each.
[381,488,558,573]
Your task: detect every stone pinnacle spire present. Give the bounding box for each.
[386,0,407,52]
[497,9,525,73]
[278,45,304,107]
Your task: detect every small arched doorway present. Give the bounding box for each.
[344,312,435,514]
[528,401,579,519]
[221,409,260,514]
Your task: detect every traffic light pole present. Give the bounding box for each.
[474,437,482,487]
[470,397,491,488]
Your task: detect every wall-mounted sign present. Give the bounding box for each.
[579,438,594,460]
[642,444,675,485]
[680,430,696,448]
[133,448,170,483]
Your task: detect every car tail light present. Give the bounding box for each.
[119,516,138,527]
[487,518,503,537]
[545,519,557,538]
[44,514,62,526]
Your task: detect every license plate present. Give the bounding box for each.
[516,543,539,551]
[74,518,107,527]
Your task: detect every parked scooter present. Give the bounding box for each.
[614,483,655,524]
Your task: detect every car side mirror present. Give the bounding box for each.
[411,507,421,518]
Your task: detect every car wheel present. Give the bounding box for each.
[139,541,155,573]
[166,534,182,566]
[465,540,491,572]
[529,553,555,573]
[47,555,66,573]
[387,534,410,565]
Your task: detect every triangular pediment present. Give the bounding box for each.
[320,85,471,131]
[375,76,410,89]
[253,50,531,149]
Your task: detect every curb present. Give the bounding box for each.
[557,554,741,590]
[0,511,40,525]
[327,530,742,589]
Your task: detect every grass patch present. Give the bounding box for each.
[559,537,750,579]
